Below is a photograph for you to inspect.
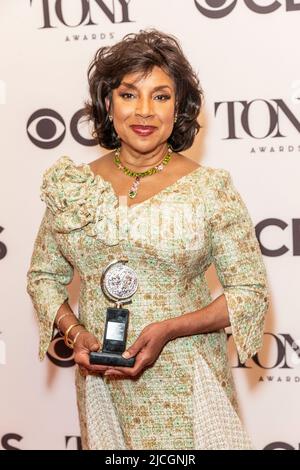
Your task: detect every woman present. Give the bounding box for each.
[27,30,269,450]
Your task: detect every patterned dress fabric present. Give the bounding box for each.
[27,156,269,450]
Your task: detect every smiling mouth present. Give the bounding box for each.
[130,125,157,135]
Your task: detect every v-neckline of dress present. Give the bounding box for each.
[83,162,204,211]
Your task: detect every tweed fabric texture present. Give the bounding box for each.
[27,156,269,449]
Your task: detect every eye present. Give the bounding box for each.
[119,92,135,100]
[194,0,236,19]
[46,332,75,368]
[154,94,171,101]
[27,109,66,149]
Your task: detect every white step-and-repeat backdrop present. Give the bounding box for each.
[0,0,299,450]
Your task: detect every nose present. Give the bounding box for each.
[135,96,154,119]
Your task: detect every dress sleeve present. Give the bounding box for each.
[27,207,74,360]
[207,169,269,364]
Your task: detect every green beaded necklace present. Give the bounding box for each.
[114,146,173,199]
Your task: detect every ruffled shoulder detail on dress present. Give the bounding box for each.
[40,156,120,245]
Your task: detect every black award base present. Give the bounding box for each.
[89,306,135,368]
[90,351,135,367]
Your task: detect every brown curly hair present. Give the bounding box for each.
[84,29,203,152]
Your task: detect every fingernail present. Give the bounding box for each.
[122,351,130,358]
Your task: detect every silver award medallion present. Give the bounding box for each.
[90,259,138,368]
[101,259,138,305]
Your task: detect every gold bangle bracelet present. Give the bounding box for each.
[73,330,86,347]
[64,323,82,348]
[56,312,71,334]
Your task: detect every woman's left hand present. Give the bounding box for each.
[103,320,172,379]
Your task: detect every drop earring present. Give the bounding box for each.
[174,114,178,123]
[109,115,113,122]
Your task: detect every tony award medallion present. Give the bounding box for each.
[89,259,138,367]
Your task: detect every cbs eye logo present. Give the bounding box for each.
[46,332,75,367]
[0,227,7,260]
[26,108,96,148]
[194,0,237,17]
[194,0,300,18]
[264,442,300,450]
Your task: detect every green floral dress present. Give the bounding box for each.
[27,156,269,450]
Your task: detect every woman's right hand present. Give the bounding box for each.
[54,305,110,376]
[73,330,109,376]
